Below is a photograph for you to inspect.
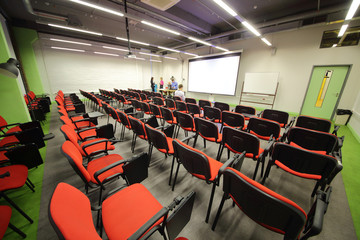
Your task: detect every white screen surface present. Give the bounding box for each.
[188,53,241,95]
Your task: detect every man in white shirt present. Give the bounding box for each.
[174,84,185,101]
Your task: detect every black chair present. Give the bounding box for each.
[260,109,289,128]
[175,112,196,138]
[234,105,256,120]
[185,98,196,104]
[131,99,143,112]
[116,110,132,141]
[128,116,148,153]
[214,102,229,112]
[194,117,222,149]
[262,143,339,197]
[203,106,221,123]
[140,101,152,115]
[172,139,245,223]
[221,111,245,132]
[246,117,281,141]
[199,99,211,110]
[212,167,332,240]
[295,115,332,133]
[174,96,182,102]
[145,124,175,160]
[175,101,188,113]
[153,97,165,106]
[217,126,274,179]
[149,103,163,123]
[186,103,203,118]
[160,107,178,128]
[165,98,176,110]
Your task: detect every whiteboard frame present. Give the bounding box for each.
[242,72,279,95]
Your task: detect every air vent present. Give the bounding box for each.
[141,0,180,11]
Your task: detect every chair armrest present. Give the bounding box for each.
[180,134,197,143]
[263,138,276,157]
[218,152,246,180]
[82,139,109,155]
[94,158,127,187]
[257,111,263,117]
[301,187,332,240]
[0,123,21,129]
[77,126,98,133]
[72,118,93,123]
[332,125,340,136]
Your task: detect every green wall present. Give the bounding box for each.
[0,22,30,123]
[12,27,44,94]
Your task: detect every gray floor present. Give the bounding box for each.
[37,103,357,240]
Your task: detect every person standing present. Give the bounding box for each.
[150,77,155,92]
[159,77,164,89]
[171,76,178,90]
[174,84,185,101]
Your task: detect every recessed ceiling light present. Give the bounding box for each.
[158,46,180,53]
[116,37,150,46]
[94,52,119,57]
[150,59,162,62]
[48,24,103,36]
[50,38,92,46]
[51,46,85,52]
[213,0,238,16]
[164,56,178,60]
[242,21,261,37]
[141,21,180,35]
[345,0,360,20]
[69,0,124,17]
[261,38,272,46]
[338,24,348,37]
[188,37,212,46]
[102,46,128,52]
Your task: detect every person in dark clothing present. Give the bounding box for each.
[150,77,155,92]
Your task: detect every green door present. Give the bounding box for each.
[301,66,350,120]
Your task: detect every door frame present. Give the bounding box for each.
[299,64,352,120]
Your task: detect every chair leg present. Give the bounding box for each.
[193,134,198,148]
[203,138,206,148]
[227,149,230,159]
[169,156,176,186]
[253,158,261,180]
[211,193,227,231]
[26,178,35,188]
[8,223,26,238]
[1,193,33,224]
[172,162,181,191]
[261,161,272,185]
[25,181,35,192]
[217,145,224,161]
[206,182,217,223]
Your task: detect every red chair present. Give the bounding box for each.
[246,117,281,141]
[160,107,178,129]
[116,110,132,141]
[0,165,34,225]
[145,124,175,160]
[212,167,332,240]
[175,112,196,138]
[128,116,148,153]
[203,106,221,123]
[49,182,195,240]
[185,98,196,104]
[262,143,339,197]
[165,98,176,110]
[186,103,203,118]
[199,99,211,110]
[234,105,256,120]
[220,111,245,132]
[260,109,289,128]
[295,115,332,133]
[172,139,245,223]
[175,101,188,113]
[0,205,27,238]
[194,117,222,149]
[214,102,229,112]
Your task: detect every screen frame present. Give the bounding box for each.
[187,52,242,96]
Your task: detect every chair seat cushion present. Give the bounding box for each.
[289,142,327,155]
[0,165,28,191]
[81,139,115,156]
[78,129,97,140]
[225,143,263,159]
[6,126,22,134]
[274,160,322,180]
[200,133,222,143]
[102,183,163,240]
[158,137,174,154]
[192,157,223,181]
[0,151,9,161]
[87,154,124,183]
[0,135,19,147]
[74,121,96,129]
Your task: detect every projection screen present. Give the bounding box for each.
[188,52,241,96]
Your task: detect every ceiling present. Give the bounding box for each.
[0,0,357,54]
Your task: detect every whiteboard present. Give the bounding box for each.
[243,72,279,94]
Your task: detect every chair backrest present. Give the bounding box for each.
[296,115,331,133]
[247,117,281,140]
[174,96,182,102]
[271,143,338,180]
[160,107,176,124]
[131,99,142,111]
[287,127,338,154]
[49,182,102,240]
[221,167,307,239]
[221,111,245,129]
[172,139,212,180]
[165,98,176,109]
[59,116,76,129]
[128,116,147,139]
[140,102,151,114]
[203,106,221,122]
[186,103,201,116]
[262,109,289,127]
[145,125,170,152]
[195,117,220,142]
[185,98,196,104]
[214,102,230,112]
[116,110,131,128]
[222,127,260,158]
[108,107,120,121]
[177,112,195,130]
[149,103,162,117]
[199,99,211,109]
[61,141,91,184]
[175,101,187,112]
[234,105,256,115]
[153,97,165,106]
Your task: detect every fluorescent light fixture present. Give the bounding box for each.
[183,52,199,57]
[213,0,237,16]
[215,46,229,51]
[50,38,92,46]
[188,37,212,46]
[116,37,150,46]
[139,52,160,57]
[332,44,338,48]
[338,24,348,37]
[102,46,128,52]
[94,52,119,57]
[141,21,180,35]
[51,46,85,52]
[261,37,272,46]
[158,46,180,53]
[164,56,178,60]
[69,0,124,17]
[345,0,360,20]
[150,59,162,62]
[242,21,261,37]
[48,23,103,36]
[135,57,145,60]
